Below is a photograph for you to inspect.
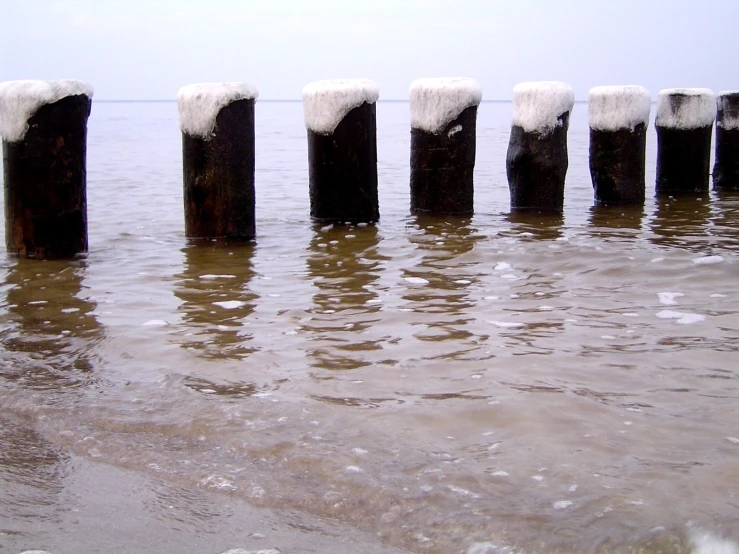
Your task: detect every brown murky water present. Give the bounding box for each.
[0,101,737,553]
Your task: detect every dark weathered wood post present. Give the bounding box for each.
[409,78,482,215]
[302,79,379,224]
[506,81,575,212]
[177,83,258,240]
[714,91,739,191]
[655,88,715,194]
[0,80,93,258]
[589,85,651,205]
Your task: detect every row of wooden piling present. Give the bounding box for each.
[0,79,737,258]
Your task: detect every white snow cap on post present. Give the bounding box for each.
[177,83,258,139]
[511,81,575,134]
[588,86,651,131]
[656,88,715,130]
[0,79,94,143]
[302,79,379,135]
[409,78,482,134]
[717,91,739,130]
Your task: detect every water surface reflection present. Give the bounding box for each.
[303,224,385,370]
[0,258,101,389]
[174,242,257,360]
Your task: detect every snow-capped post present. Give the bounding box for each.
[303,79,379,223]
[588,86,651,205]
[177,83,258,240]
[409,78,482,215]
[713,91,739,190]
[0,80,93,258]
[655,88,715,194]
[506,82,575,212]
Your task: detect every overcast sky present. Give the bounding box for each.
[1,0,737,101]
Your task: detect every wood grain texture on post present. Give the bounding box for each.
[589,86,651,205]
[506,82,575,213]
[655,88,715,194]
[409,78,482,215]
[714,91,739,191]
[0,80,93,258]
[177,83,258,240]
[303,79,379,224]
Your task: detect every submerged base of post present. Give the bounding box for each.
[714,128,739,190]
[506,116,570,212]
[3,95,91,258]
[182,98,256,240]
[656,126,712,194]
[590,123,647,205]
[308,102,379,224]
[410,106,476,215]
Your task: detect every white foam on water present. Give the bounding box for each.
[177,83,258,139]
[448,485,480,498]
[345,465,363,473]
[717,91,739,130]
[553,500,573,510]
[693,255,724,265]
[656,88,716,129]
[302,78,379,135]
[0,79,93,142]
[588,85,651,131]
[656,310,706,325]
[531,475,544,482]
[658,292,684,305]
[711,293,727,298]
[488,320,524,328]
[221,544,281,554]
[494,262,512,271]
[690,529,739,554]
[213,300,247,309]
[143,319,168,326]
[511,81,575,134]
[726,437,739,444]
[409,77,482,134]
[404,276,429,285]
[199,274,237,280]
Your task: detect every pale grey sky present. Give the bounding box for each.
[1,0,737,101]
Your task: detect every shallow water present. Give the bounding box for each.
[0,101,738,553]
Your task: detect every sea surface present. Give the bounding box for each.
[0,100,738,554]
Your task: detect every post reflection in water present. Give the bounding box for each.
[649,194,713,251]
[0,258,101,389]
[588,204,645,234]
[303,224,385,370]
[503,210,564,241]
[401,215,483,348]
[174,242,257,361]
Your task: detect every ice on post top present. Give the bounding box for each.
[511,82,575,134]
[656,88,715,130]
[717,91,739,130]
[302,79,379,135]
[0,79,94,143]
[588,86,651,131]
[177,83,258,139]
[409,78,482,134]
